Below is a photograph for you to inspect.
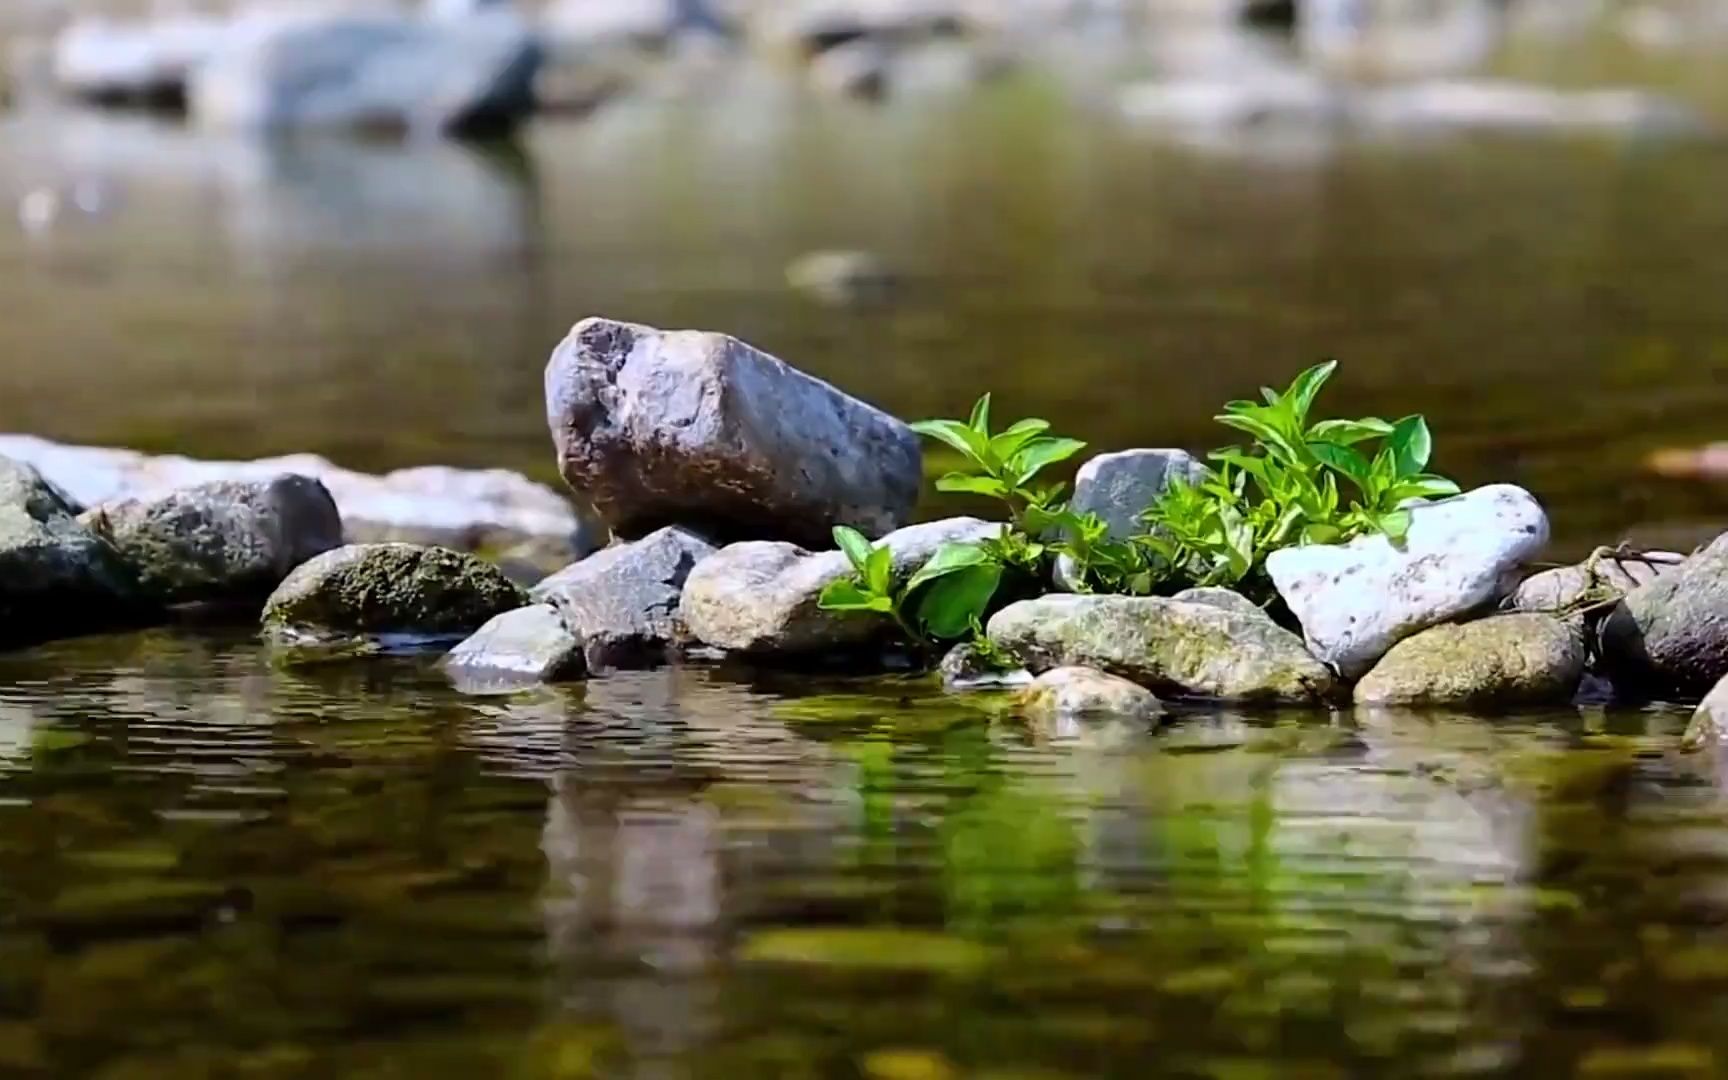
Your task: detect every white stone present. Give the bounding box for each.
[1266,484,1549,679]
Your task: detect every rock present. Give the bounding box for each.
[189,7,542,137]
[0,457,143,648]
[542,0,731,50]
[1507,550,1676,616]
[1353,614,1586,707]
[938,641,1032,690]
[440,604,586,691]
[79,476,342,606]
[1648,442,1728,480]
[808,39,890,100]
[1598,532,1728,699]
[0,435,596,558]
[1017,666,1163,723]
[530,526,716,669]
[1054,448,1205,590]
[261,542,527,646]
[786,250,899,306]
[985,593,1336,703]
[1267,485,1549,679]
[680,517,996,655]
[52,13,225,111]
[545,317,922,547]
[761,0,970,55]
[1681,674,1728,753]
[1171,586,1267,620]
[1356,79,1711,138]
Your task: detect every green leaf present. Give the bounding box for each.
[1285,360,1338,426]
[1010,437,1087,486]
[1387,475,1461,503]
[1378,508,1413,543]
[819,579,890,612]
[864,545,893,596]
[909,419,988,466]
[1214,413,1300,462]
[934,473,1010,500]
[968,393,992,436]
[988,418,1051,463]
[904,542,993,595]
[1307,417,1393,445]
[832,525,874,576]
[1306,440,1372,488]
[1389,415,1432,477]
[916,563,1003,640]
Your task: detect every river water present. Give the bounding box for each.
[3,29,1728,1077]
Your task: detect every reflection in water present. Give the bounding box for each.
[0,632,1724,1073]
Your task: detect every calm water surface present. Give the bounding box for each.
[5,34,1728,1077]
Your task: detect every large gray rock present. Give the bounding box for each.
[531,526,716,669]
[261,542,527,645]
[680,517,995,655]
[189,7,542,136]
[1267,485,1549,678]
[985,593,1336,703]
[441,604,586,692]
[1354,614,1586,707]
[545,317,922,548]
[0,457,143,648]
[0,434,597,558]
[80,476,341,606]
[1681,674,1728,753]
[1017,666,1163,724]
[1598,532,1728,699]
[1054,448,1205,591]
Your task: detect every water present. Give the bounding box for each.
[5,30,1728,1077]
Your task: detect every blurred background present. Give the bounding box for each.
[3,0,1728,552]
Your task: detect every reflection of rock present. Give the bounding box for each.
[1356,79,1712,137]
[189,8,542,136]
[0,435,589,558]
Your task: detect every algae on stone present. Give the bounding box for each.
[1354,613,1585,707]
[260,542,527,644]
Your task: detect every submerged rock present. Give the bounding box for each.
[1017,666,1163,723]
[1598,532,1728,699]
[1681,674,1728,752]
[985,593,1335,703]
[1354,614,1586,707]
[938,641,1033,690]
[0,435,593,557]
[785,250,899,306]
[1054,448,1204,591]
[680,517,996,655]
[441,604,586,691]
[544,317,921,547]
[808,39,890,100]
[1267,485,1548,679]
[80,476,341,606]
[0,457,143,648]
[531,526,716,669]
[260,542,526,646]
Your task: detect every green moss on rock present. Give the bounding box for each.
[260,543,527,643]
[1354,613,1585,707]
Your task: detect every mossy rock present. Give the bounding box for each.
[1354,613,1585,707]
[260,543,527,645]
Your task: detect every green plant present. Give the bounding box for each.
[819,525,1009,650]
[910,394,1086,526]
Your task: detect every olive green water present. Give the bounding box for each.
[6,32,1728,1078]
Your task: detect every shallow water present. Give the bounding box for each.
[5,27,1728,1077]
[2,631,1726,1076]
